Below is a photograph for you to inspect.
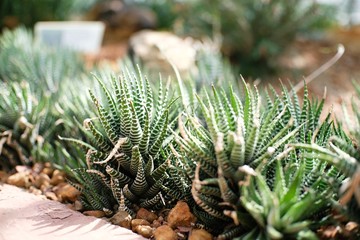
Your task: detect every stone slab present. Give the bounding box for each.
[0,184,145,240]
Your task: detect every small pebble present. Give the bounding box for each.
[189,229,213,240]
[53,182,80,202]
[134,225,153,238]
[42,167,54,177]
[0,171,9,182]
[345,222,358,232]
[152,220,161,228]
[40,183,51,193]
[45,191,58,201]
[65,203,76,211]
[32,163,44,174]
[28,186,42,195]
[83,210,106,218]
[74,200,84,211]
[131,219,150,231]
[34,173,51,188]
[153,225,177,240]
[50,169,65,185]
[6,172,28,188]
[110,210,132,229]
[136,208,158,223]
[167,201,196,228]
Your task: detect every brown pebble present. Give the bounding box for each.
[153,225,177,240]
[131,219,150,231]
[189,229,213,240]
[66,203,76,211]
[345,222,358,232]
[134,225,153,238]
[45,191,58,201]
[42,167,54,177]
[40,183,51,193]
[50,169,65,185]
[110,210,132,229]
[0,171,9,182]
[167,201,196,228]
[6,172,28,188]
[53,182,80,202]
[32,163,44,174]
[15,165,31,173]
[83,210,106,218]
[152,220,161,228]
[34,173,51,188]
[28,186,42,195]
[136,207,158,223]
[74,200,84,211]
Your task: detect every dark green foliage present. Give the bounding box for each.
[0,0,97,29]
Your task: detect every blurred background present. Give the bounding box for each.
[1,0,360,93]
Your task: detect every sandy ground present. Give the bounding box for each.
[0,184,145,240]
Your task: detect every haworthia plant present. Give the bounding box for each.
[0,27,92,173]
[63,67,180,214]
[0,81,55,171]
[290,82,360,223]
[175,81,345,238]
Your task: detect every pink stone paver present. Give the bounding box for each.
[0,184,146,240]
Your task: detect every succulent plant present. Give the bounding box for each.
[0,27,93,174]
[0,81,57,171]
[291,82,360,223]
[0,27,85,96]
[174,80,344,238]
[63,67,180,214]
[239,158,331,240]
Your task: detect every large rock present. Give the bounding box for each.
[129,30,197,76]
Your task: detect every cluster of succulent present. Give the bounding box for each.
[62,69,182,214]
[292,82,360,224]
[0,28,94,174]
[2,27,360,240]
[171,81,345,238]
